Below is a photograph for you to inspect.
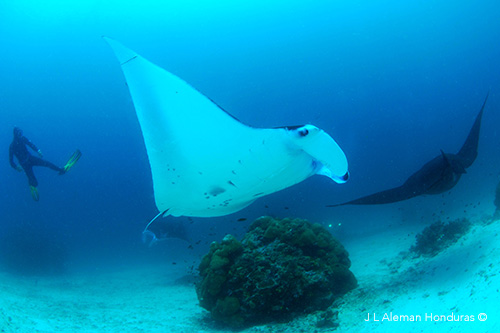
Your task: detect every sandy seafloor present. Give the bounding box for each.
[1,218,499,333]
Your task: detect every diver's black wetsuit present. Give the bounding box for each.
[9,127,63,187]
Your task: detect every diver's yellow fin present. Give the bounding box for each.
[30,186,39,201]
[60,149,82,175]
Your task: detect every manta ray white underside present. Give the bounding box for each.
[104,37,349,218]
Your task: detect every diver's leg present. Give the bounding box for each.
[30,156,64,173]
[23,165,40,201]
[23,166,38,187]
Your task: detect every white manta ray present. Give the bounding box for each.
[104,37,349,219]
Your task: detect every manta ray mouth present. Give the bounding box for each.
[330,171,349,184]
[339,172,350,182]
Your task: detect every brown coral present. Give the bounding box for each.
[196,216,357,328]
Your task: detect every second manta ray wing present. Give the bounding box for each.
[104,38,349,218]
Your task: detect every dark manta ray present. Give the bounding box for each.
[329,93,489,207]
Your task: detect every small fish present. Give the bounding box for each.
[237,218,247,222]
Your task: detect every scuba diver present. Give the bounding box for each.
[9,127,81,201]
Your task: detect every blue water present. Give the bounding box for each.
[0,0,499,274]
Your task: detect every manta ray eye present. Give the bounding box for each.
[298,128,309,137]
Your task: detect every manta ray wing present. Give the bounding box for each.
[104,38,349,217]
[327,184,419,207]
[456,92,489,168]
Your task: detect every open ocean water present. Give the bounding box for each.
[1,1,499,332]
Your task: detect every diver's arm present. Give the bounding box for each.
[24,137,38,152]
[8,145,21,171]
[24,137,43,157]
